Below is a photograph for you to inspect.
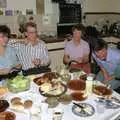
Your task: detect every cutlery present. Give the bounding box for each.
[73,102,84,109]
[95,97,120,109]
[111,97,120,104]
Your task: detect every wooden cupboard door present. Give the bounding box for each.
[36,0,44,14]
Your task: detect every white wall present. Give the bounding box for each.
[6,0,36,14]
[84,0,120,12]
[44,0,59,22]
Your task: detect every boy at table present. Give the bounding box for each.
[92,39,120,90]
[63,24,91,73]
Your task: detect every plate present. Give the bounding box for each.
[39,83,67,97]
[93,85,112,97]
[72,103,95,117]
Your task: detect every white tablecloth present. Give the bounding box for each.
[6,80,120,120]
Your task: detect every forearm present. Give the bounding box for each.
[63,54,70,65]
[40,47,50,66]
[100,67,114,81]
[0,69,10,75]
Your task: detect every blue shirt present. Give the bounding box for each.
[0,46,19,69]
[92,47,120,75]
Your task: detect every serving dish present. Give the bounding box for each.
[7,75,30,93]
[93,85,112,97]
[39,82,67,97]
[33,72,60,86]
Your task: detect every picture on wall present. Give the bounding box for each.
[0,0,7,8]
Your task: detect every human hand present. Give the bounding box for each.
[32,58,41,66]
[10,64,22,73]
[15,64,22,69]
[75,57,83,63]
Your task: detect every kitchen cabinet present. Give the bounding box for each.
[36,0,44,14]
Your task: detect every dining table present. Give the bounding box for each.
[4,73,120,120]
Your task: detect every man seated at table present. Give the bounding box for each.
[92,38,120,90]
[63,24,91,73]
[11,22,50,70]
[0,25,20,75]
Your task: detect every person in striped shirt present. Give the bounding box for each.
[10,22,50,70]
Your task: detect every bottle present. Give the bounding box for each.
[86,75,93,96]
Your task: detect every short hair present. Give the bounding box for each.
[72,24,85,33]
[24,22,37,32]
[92,38,108,52]
[0,25,11,38]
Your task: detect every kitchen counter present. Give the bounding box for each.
[10,36,65,44]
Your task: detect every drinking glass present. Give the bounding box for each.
[52,108,63,120]
[29,104,41,120]
[96,102,105,114]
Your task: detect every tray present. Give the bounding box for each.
[39,83,67,97]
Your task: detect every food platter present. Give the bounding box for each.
[33,72,60,86]
[33,72,67,97]
[72,103,95,117]
[93,85,112,97]
[39,83,67,97]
